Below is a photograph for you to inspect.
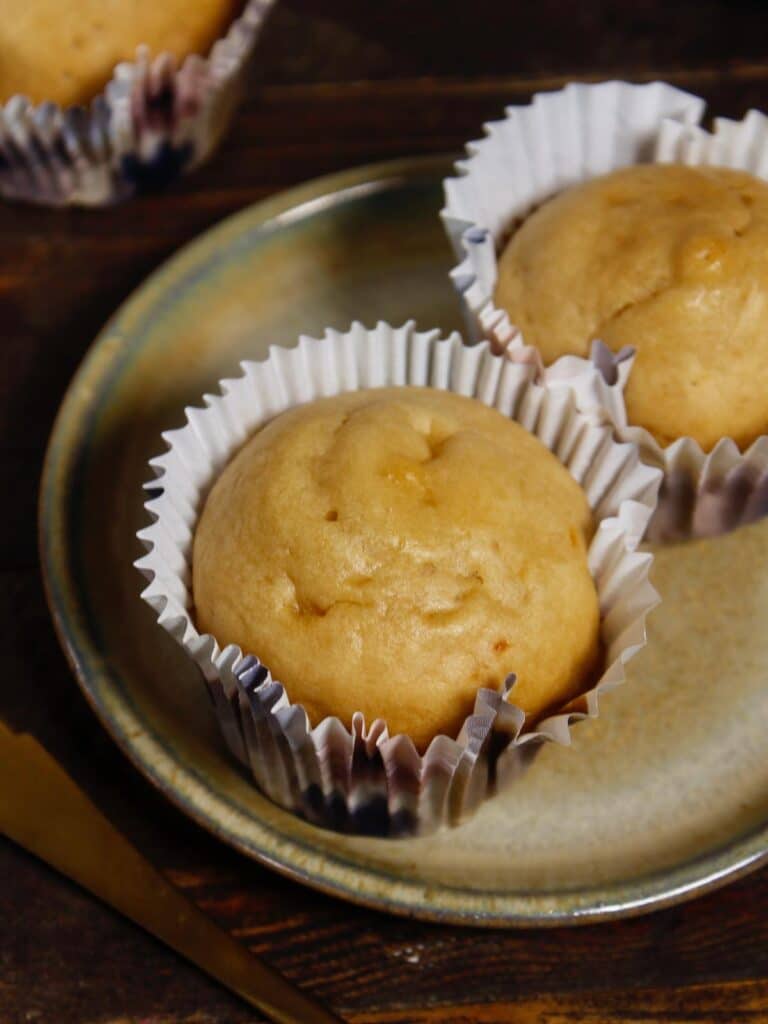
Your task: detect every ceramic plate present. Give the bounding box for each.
[40,156,768,926]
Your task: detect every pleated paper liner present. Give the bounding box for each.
[136,321,660,836]
[442,79,768,541]
[0,0,274,206]
[621,424,768,544]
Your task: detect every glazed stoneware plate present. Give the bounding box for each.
[40,156,768,926]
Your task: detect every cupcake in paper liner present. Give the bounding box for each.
[442,80,768,543]
[0,0,274,206]
[136,321,660,837]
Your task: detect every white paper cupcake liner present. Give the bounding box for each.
[0,0,274,206]
[136,321,660,836]
[618,415,768,544]
[442,79,768,542]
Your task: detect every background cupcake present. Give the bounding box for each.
[137,321,660,837]
[443,80,768,542]
[0,0,274,206]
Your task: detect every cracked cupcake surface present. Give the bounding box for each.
[192,387,599,751]
[495,164,768,451]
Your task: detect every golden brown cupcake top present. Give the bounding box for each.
[192,387,600,750]
[495,164,768,451]
[0,0,244,106]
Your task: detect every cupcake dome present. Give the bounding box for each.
[0,0,245,106]
[193,387,600,751]
[495,164,768,452]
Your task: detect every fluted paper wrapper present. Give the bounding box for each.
[0,0,273,206]
[443,79,768,541]
[136,322,660,836]
[619,416,768,544]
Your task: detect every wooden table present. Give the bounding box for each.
[3,2,768,1020]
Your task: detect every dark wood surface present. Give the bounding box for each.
[3,2,768,1021]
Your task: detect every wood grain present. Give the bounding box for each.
[2,2,768,1020]
[351,979,768,1023]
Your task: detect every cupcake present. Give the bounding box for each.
[443,80,768,542]
[137,322,660,836]
[0,0,273,205]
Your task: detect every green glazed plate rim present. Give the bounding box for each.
[39,156,768,926]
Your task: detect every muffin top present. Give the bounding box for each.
[192,387,600,751]
[495,164,768,451]
[0,0,244,106]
